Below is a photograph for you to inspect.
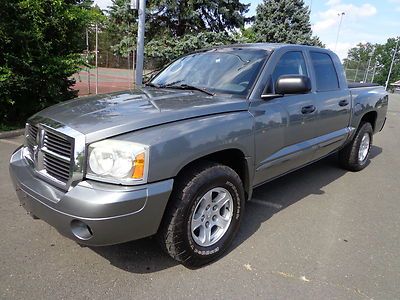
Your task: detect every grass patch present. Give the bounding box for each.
[0,124,21,132]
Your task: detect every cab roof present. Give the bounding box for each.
[210,43,326,52]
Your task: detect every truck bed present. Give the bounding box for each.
[348,82,380,89]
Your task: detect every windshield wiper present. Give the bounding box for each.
[146,80,182,88]
[164,84,215,96]
[147,81,215,96]
[145,82,161,88]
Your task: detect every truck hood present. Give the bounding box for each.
[32,88,248,143]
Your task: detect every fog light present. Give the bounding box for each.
[71,219,93,240]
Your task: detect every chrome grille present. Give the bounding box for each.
[43,153,70,182]
[24,120,85,191]
[44,130,72,157]
[42,130,72,183]
[26,124,38,157]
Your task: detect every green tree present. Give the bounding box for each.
[343,42,375,82]
[344,42,375,64]
[145,31,244,67]
[344,38,400,86]
[252,0,322,46]
[105,0,253,68]
[106,0,138,57]
[240,27,257,43]
[147,0,252,37]
[145,0,252,66]
[0,0,100,127]
[373,38,400,87]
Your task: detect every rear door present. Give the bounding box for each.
[250,49,318,185]
[308,51,352,158]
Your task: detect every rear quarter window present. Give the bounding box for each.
[310,52,339,92]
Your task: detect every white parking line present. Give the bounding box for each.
[0,139,22,146]
[249,198,283,209]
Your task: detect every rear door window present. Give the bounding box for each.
[310,52,339,92]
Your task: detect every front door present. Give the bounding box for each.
[250,50,318,186]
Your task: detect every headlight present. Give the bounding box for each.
[86,140,149,185]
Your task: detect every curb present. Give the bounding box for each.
[0,128,25,139]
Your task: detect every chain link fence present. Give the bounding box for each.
[71,27,156,96]
[71,29,384,96]
[345,62,378,83]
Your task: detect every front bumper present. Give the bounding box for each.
[9,146,174,246]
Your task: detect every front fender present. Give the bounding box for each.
[113,112,255,183]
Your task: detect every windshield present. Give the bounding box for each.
[150,49,267,96]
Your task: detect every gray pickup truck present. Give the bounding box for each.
[10,43,388,267]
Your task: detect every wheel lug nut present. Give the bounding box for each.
[206,205,210,210]
[213,205,217,211]
[212,215,217,221]
[205,221,209,228]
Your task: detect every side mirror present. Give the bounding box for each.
[275,75,311,95]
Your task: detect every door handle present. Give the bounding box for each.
[339,99,349,107]
[301,105,316,114]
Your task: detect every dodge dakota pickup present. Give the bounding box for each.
[10,43,388,267]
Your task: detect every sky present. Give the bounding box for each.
[94,0,400,60]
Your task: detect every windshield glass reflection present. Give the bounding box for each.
[151,49,267,96]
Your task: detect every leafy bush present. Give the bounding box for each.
[0,0,98,127]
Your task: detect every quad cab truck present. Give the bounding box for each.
[10,44,388,267]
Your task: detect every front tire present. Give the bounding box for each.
[339,122,373,171]
[158,162,245,268]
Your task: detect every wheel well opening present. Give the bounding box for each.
[360,111,377,131]
[177,149,249,198]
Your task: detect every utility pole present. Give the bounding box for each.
[127,23,130,77]
[86,28,91,94]
[95,23,99,95]
[135,0,146,86]
[385,37,399,90]
[130,0,137,87]
[334,12,345,52]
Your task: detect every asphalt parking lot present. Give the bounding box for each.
[1,94,399,299]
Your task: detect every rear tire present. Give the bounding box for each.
[158,162,245,268]
[339,122,373,171]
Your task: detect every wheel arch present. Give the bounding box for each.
[359,110,378,131]
[174,148,252,200]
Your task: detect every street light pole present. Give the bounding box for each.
[135,0,146,86]
[334,12,345,52]
[385,37,399,90]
